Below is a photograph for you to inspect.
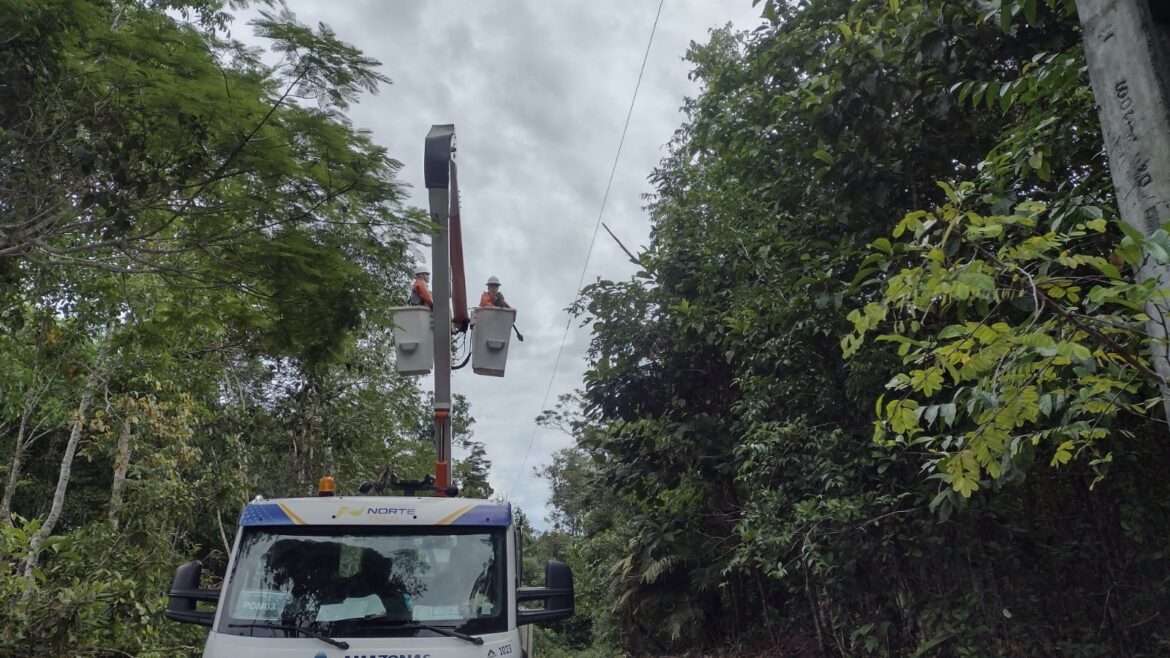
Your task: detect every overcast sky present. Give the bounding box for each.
[236,1,763,529]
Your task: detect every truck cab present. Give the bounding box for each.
[166,495,572,658]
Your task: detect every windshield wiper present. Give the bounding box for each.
[228,622,350,650]
[347,616,484,645]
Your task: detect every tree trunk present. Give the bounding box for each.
[108,416,133,529]
[0,412,30,524]
[1076,0,1170,421]
[21,368,99,578]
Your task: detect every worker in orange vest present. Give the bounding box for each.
[409,270,433,309]
[479,275,510,308]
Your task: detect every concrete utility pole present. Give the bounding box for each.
[425,124,455,495]
[1075,0,1170,419]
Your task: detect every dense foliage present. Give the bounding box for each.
[0,2,490,656]
[539,0,1170,656]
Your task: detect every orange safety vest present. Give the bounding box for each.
[480,290,508,308]
[411,279,433,308]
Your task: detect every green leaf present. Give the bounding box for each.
[1146,240,1169,263]
[938,324,969,339]
[940,403,957,426]
[910,368,944,396]
[936,181,960,204]
[1023,0,1038,24]
[1087,257,1120,280]
[887,399,921,434]
[924,404,940,426]
[984,81,1001,109]
[972,82,990,107]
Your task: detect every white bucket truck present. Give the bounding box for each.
[166,124,568,657]
[165,493,572,658]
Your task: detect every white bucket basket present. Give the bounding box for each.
[391,307,434,375]
[472,307,516,377]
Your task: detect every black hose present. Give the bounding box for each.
[452,351,472,370]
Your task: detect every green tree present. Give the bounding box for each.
[0,2,451,656]
[556,1,1170,655]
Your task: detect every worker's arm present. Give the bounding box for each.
[494,293,511,309]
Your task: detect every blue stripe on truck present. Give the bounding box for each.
[450,503,512,526]
[239,503,294,526]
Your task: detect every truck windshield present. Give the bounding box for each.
[219,526,506,638]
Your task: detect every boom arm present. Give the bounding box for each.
[424,125,470,495]
[425,125,455,494]
[449,161,469,332]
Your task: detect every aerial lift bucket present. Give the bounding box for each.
[391,306,434,375]
[472,307,516,377]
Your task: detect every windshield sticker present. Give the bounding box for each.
[232,590,290,620]
[316,594,387,622]
[412,604,461,621]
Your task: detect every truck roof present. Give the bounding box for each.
[239,496,511,528]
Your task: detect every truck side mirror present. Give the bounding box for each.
[165,560,219,627]
[516,559,574,626]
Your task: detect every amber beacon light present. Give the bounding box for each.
[317,475,336,497]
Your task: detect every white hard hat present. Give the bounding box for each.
[415,269,430,276]
[486,276,501,286]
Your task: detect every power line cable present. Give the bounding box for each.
[506,0,666,498]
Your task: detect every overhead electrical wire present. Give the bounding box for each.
[506,0,666,498]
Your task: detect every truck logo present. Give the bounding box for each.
[366,507,417,515]
[333,506,417,519]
